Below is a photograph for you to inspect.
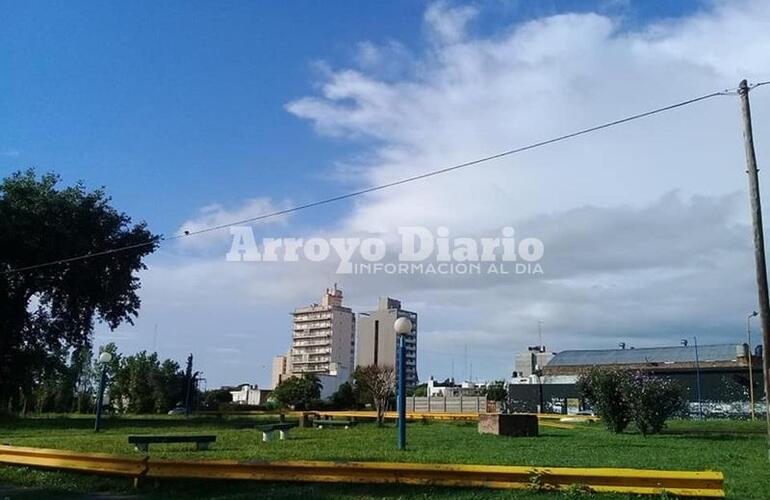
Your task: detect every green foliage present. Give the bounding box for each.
[272,375,322,410]
[484,380,508,402]
[562,483,594,498]
[201,389,233,410]
[96,344,186,414]
[329,382,357,409]
[353,364,395,426]
[0,170,159,411]
[578,367,685,435]
[625,372,686,436]
[577,367,631,433]
[411,383,428,397]
[0,418,766,499]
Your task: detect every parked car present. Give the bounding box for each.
[167,406,186,415]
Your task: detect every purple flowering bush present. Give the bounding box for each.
[576,367,632,433]
[625,371,686,436]
[577,367,685,435]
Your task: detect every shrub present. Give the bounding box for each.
[329,382,357,409]
[578,367,685,436]
[625,372,685,436]
[577,367,632,433]
[484,380,508,402]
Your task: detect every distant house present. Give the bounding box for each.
[228,384,271,406]
[427,377,487,397]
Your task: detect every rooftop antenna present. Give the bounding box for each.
[538,320,543,351]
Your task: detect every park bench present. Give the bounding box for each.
[256,422,297,441]
[312,419,356,429]
[128,435,216,452]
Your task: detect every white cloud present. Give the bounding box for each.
[120,0,770,387]
[175,197,290,251]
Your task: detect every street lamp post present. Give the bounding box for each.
[394,317,412,451]
[94,351,113,432]
[748,311,759,420]
[694,336,703,420]
[682,337,703,420]
[534,364,544,414]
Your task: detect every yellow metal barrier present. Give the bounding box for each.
[312,411,584,428]
[194,410,599,422]
[0,444,723,497]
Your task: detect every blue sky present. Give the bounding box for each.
[1,0,701,234]
[3,1,770,388]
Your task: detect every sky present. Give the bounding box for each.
[3,0,770,389]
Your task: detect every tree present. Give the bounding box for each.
[201,389,233,410]
[411,384,427,397]
[0,170,158,411]
[484,380,508,402]
[353,365,396,426]
[272,374,322,410]
[93,344,185,414]
[329,381,356,409]
[577,367,632,433]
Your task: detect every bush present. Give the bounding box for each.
[329,382,357,409]
[484,380,508,402]
[578,367,685,435]
[577,367,632,433]
[625,372,685,436]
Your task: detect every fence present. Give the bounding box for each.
[509,368,768,418]
[0,444,724,497]
[408,395,487,413]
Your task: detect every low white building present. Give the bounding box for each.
[427,377,488,397]
[229,384,271,406]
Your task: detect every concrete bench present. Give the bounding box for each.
[256,422,297,441]
[312,419,356,429]
[128,434,216,452]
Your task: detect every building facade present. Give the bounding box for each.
[290,285,355,378]
[512,346,555,383]
[229,384,271,406]
[271,353,290,389]
[506,343,765,417]
[356,297,418,387]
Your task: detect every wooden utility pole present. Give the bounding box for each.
[738,79,770,459]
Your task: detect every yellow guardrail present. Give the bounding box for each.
[311,411,587,428]
[195,409,599,423]
[0,444,723,497]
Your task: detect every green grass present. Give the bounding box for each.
[0,415,768,499]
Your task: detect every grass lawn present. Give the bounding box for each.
[0,415,767,499]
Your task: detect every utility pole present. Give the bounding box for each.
[738,79,770,459]
[184,353,193,417]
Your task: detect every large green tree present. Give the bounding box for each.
[0,170,158,411]
[272,375,322,410]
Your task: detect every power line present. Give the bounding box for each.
[1,84,756,276]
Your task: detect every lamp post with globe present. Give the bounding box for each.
[394,317,413,450]
[94,351,113,432]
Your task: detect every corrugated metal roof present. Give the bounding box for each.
[547,344,743,367]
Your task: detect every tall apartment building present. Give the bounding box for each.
[289,285,355,377]
[356,297,418,387]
